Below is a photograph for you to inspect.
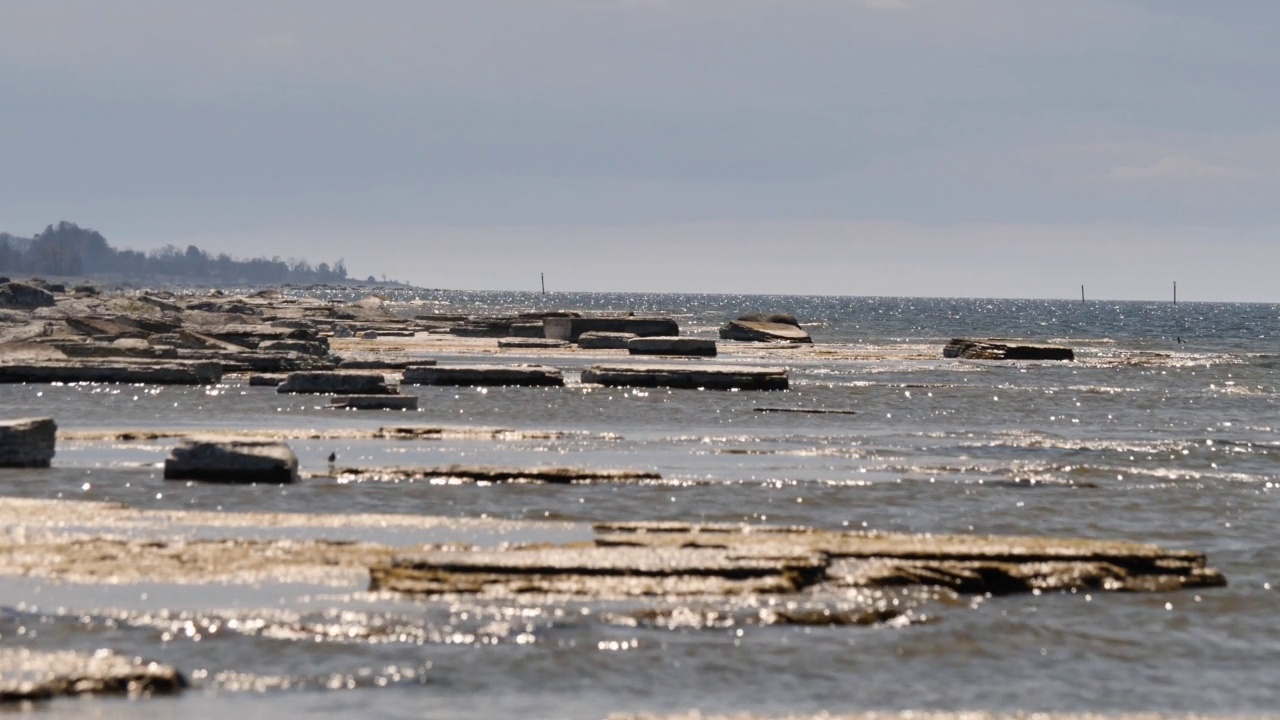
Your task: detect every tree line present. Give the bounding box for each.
[0,222,349,285]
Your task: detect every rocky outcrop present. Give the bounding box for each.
[627,337,717,357]
[0,361,222,385]
[401,364,565,387]
[577,331,636,349]
[582,363,788,390]
[720,317,812,343]
[277,371,394,394]
[372,522,1225,598]
[328,394,419,410]
[544,316,680,342]
[0,648,186,701]
[0,282,56,310]
[944,338,1075,361]
[163,437,299,483]
[0,417,57,467]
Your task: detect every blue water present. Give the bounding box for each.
[1,291,1277,719]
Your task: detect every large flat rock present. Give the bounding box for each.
[544,316,680,341]
[0,416,56,467]
[628,336,717,357]
[0,648,186,701]
[0,360,222,384]
[944,338,1075,361]
[582,363,789,391]
[334,464,660,483]
[401,363,564,387]
[163,437,299,484]
[720,319,812,343]
[329,394,419,410]
[277,371,394,394]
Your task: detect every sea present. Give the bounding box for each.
[1,291,1278,719]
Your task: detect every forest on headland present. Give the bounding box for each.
[0,222,356,286]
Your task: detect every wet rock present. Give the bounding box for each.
[753,407,857,415]
[0,648,186,701]
[544,316,680,342]
[259,339,330,356]
[329,394,419,410]
[628,336,717,357]
[0,417,56,467]
[336,464,660,483]
[720,319,812,343]
[0,282,56,310]
[64,316,147,339]
[508,321,547,338]
[577,331,636,349]
[277,371,394,395]
[247,373,287,386]
[582,363,789,391]
[944,338,1075,361]
[337,357,432,370]
[0,360,222,385]
[163,437,299,484]
[401,363,564,387]
[497,337,571,349]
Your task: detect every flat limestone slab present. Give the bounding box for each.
[0,416,56,467]
[163,437,299,484]
[720,320,813,343]
[944,338,1075,361]
[544,316,679,341]
[628,336,717,357]
[334,464,660,483]
[0,360,222,385]
[0,648,186,701]
[277,371,394,394]
[329,394,419,410]
[497,337,571,349]
[577,331,636,349]
[582,363,789,391]
[401,363,564,387]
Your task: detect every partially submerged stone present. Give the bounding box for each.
[944,338,1075,361]
[329,394,419,410]
[0,360,222,385]
[544,316,680,342]
[401,363,564,387]
[0,648,186,702]
[582,363,789,391]
[497,337,571,349]
[628,336,717,357]
[335,464,660,483]
[720,319,812,344]
[0,417,56,468]
[163,438,299,484]
[277,371,394,395]
[577,331,636,349]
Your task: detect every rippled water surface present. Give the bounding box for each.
[2,292,1278,719]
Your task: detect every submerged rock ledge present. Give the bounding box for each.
[0,648,186,702]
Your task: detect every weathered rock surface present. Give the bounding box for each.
[0,417,57,467]
[577,331,636,349]
[544,316,680,342]
[944,338,1075,361]
[277,371,394,395]
[497,337,571,349]
[720,319,812,344]
[329,394,419,410]
[335,464,660,483]
[628,336,716,357]
[401,364,565,387]
[163,437,299,483]
[0,360,222,385]
[372,522,1225,598]
[0,282,56,310]
[582,363,789,391]
[0,648,186,701]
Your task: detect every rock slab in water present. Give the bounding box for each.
[163,438,299,483]
[401,364,565,387]
[944,338,1075,361]
[544,316,680,341]
[0,361,222,385]
[582,363,789,391]
[0,417,56,467]
[329,394,419,410]
[577,331,636,349]
[628,337,717,357]
[0,648,186,701]
[720,320,812,343]
[277,371,394,394]
[497,337,571,349]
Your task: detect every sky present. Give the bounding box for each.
[1,0,1278,300]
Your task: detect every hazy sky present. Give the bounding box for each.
[2,1,1278,300]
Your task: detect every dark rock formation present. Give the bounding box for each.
[277,371,394,395]
[944,338,1075,361]
[497,338,571,349]
[328,394,419,410]
[720,319,812,343]
[543,316,680,342]
[0,361,222,385]
[401,364,565,387]
[0,417,57,467]
[334,464,660,483]
[163,437,298,483]
[628,336,717,357]
[582,363,788,391]
[0,282,56,310]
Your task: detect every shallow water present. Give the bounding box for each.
[2,292,1278,718]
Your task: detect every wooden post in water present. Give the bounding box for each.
[1081,285,1085,305]
[541,273,546,295]
[1173,281,1177,305]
